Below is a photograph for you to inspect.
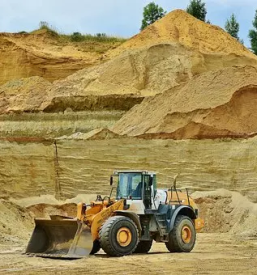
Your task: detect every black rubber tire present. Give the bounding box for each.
[90,240,101,255]
[134,240,153,253]
[99,216,139,257]
[165,215,196,253]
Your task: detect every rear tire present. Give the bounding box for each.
[99,216,139,257]
[134,240,153,253]
[165,215,196,253]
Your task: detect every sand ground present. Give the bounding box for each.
[0,233,256,275]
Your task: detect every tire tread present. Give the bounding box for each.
[165,215,196,253]
[99,216,139,257]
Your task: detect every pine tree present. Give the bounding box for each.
[186,0,207,22]
[249,10,257,54]
[225,14,240,40]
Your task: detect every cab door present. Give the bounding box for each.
[143,175,153,209]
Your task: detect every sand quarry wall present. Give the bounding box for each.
[1,138,257,202]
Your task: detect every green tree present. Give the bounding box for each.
[249,10,257,54]
[70,32,84,42]
[225,14,240,40]
[186,0,207,22]
[141,2,166,31]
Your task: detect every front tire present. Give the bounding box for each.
[99,216,139,257]
[165,215,196,253]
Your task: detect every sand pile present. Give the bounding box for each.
[2,10,257,114]
[193,189,257,238]
[0,200,33,250]
[28,11,257,113]
[0,76,51,113]
[0,194,98,250]
[112,66,257,139]
[109,10,257,59]
[37,44,257,113]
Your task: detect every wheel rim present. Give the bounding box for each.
[116,227,132,247]
[181,225,192,244]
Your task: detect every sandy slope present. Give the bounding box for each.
[0,31,123,86]
[2,10,257,115]
[109,9,257,59]
[112,66,257,139]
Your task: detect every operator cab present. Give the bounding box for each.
[111,171,157,212]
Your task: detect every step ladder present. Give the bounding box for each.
[155,213,169,241]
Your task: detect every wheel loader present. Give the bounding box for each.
[26,171,204,258]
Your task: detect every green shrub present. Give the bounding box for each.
[70,32,84,42]
[38,21,59,37]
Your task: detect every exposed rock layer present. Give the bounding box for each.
[0,111,124,138]
[1,138,257,202]
[0,32,122,86]
[2,43,256,115]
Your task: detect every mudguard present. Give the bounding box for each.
[168,205,197,232]
[114,210,142,236]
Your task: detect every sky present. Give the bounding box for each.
[0,0,256,47]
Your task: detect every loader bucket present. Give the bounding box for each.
[26,218,93,259]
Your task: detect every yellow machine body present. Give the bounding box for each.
[26,171,204,258]
[25,199,124,258]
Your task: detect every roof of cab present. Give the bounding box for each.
[113,170,156,175]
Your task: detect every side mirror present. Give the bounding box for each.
[149,176,153,186]
[110,176,113,186]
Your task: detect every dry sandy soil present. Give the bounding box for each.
[0,234,256,275]
[0,189,257,275]
[1,9,257,275]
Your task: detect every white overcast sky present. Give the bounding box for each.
[0,0,256,47]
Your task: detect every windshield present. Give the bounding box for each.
[117,173,142,200]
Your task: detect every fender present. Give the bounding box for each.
[168,205,196,232]
[114,210,142,236]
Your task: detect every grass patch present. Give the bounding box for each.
[59,32,126,43]
[31,21,126,44]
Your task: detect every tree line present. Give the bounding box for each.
[141,0,257,55]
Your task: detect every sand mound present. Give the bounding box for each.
[0,194,98,250]
[193,189,257,238]
[0,200,34,250]
[11,194,98,208]
[2,10,257,115]
[110,10,256,59]
[0,76,52,113]
[37,43,257,114]
[112,66,257,139]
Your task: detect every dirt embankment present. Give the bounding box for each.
[193,189,257,238]
[1,10,257,115]
[0,31,123,86]
[112,66,257,139]
[2,44,256,115]
[1,137,257,201]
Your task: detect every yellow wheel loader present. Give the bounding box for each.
[26,171,204,258]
